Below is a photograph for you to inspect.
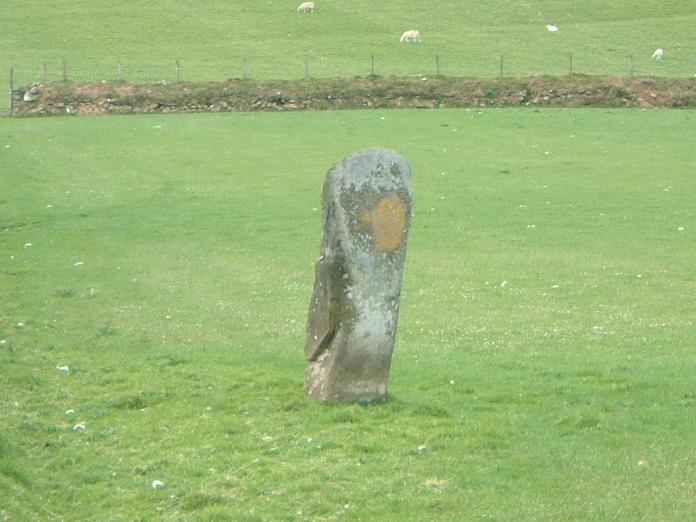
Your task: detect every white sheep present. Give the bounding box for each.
[400,30,422,43]
[651,48,663,60]
[297,1,315,13]
[546,24,558,32]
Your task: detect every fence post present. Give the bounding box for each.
[569,53,573,75]
[43,63,48,83]
[62,59,67,81]
[9,67,14,116]
[176,60,181,82]
[304,58,309,80]
[500,55,504,78]
[435,55,440,76]
[117,62,123,80]
[242,58,248,80]
[629,54,634,77]
[371,54,375,75]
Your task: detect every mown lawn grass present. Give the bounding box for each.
[1,107,696,520]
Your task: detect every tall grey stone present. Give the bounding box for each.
[304,148,413,402]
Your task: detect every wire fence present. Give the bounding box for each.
[3,51,694,116]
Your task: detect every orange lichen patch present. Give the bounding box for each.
[357,193,407,253]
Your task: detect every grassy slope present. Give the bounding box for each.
[2,0,696,92]
[1,108,696,519]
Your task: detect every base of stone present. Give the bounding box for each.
[304,363,388,403]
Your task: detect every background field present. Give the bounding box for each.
[2,108,696,520]
[3,0,696,105]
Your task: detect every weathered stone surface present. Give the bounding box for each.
[304,148,412,402]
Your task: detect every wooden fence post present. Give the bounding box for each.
[117,62,123,80]
[435,55,440,76]
[569,53,573,75]
[176,60,181,82]
[9,67,14,116]
[500,55,504,78]
[43,63,48,83]
[629,54,634,77]
[371,54,375,75]
[62,59,67,81]
[242,58,248,80]
[304,58,309,80]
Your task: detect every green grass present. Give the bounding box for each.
[2,0,696,97]
[1,107,696,520]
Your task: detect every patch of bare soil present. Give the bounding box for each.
[12,75,696,116]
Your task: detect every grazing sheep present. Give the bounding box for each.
[546,24,558,32]
[400,30,422,43]
[297,1,315,13]
[652,48,664,60]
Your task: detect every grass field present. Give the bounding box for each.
[1,108,695,520]
[2,0,696,97]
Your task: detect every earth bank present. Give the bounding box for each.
[13,74,696,116]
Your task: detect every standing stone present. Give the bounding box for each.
[305,148,413,402]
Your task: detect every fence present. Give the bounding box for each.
[2,51,694,116]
